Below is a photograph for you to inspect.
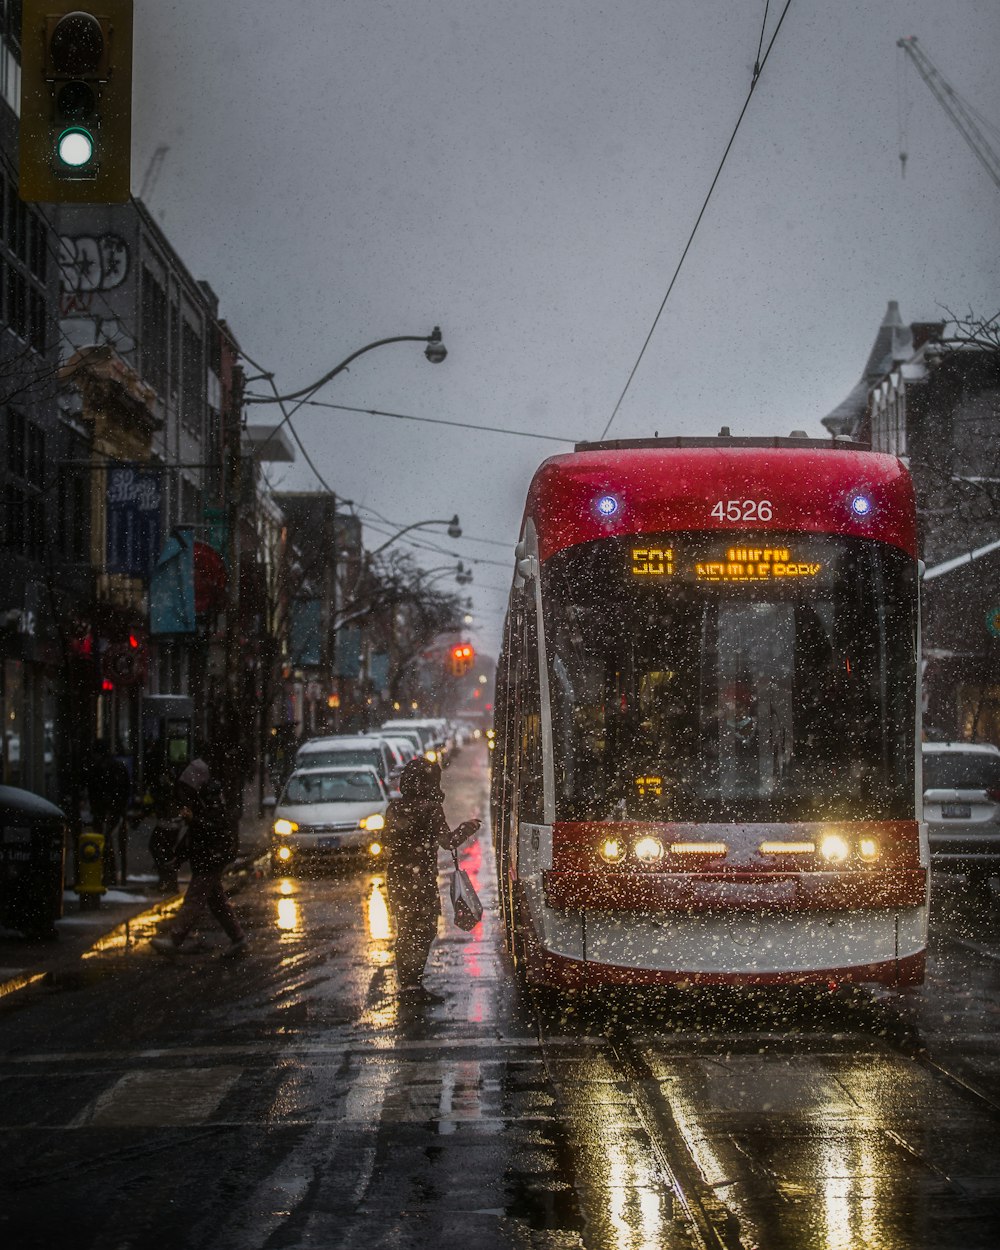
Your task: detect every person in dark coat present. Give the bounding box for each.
[87,741,131,886]
[150,759,248,957]
[383,757,480,996]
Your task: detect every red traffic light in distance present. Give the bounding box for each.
[450,643,474,676]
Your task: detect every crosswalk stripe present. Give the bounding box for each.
[68,1066,243,1127]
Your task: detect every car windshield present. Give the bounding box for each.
[283,772,381,804]
[297,748,379,771]
[923,754,1000,791]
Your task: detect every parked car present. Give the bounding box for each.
[380,718,451,766]
[270,766,389,873]
[294,735,404,794]
[922,741,1000,889]
[372,734,421,769]
[372,726,425,759]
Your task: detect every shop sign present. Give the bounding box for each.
[106,464,162,578]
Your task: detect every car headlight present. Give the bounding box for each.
[424,749,438,763]
[274,818,298,837]
[360,813,385,831]
[820,833,850,863]
[276,845,293,862]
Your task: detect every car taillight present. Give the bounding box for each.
[987,788,1000,803]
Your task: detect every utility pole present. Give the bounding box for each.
[223,363,246,824]
[319,495,337,733]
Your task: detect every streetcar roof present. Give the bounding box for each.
[522,441,916,562]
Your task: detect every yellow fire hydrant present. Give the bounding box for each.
[76,830,106,910]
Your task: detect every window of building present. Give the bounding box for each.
[28,287,46,353]
[169,303,180,396]
[3,483,25,552]
[181,320,204,438]
[6,407,25,477]
[27,213,47,282]
[57,468,88,562]
[140,267,168,395]
[26,421,44,487]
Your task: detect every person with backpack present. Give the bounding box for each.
[150,758,248,958]
[383,757,480,997]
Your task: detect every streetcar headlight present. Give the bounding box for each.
[599,838,626,864]
[276,845,292,862]
[274,818,298,837]
[819,834,850,863]
[360,813,385,831]
[634,836,665,864]
[368,841,382,857]
[858,837,880,862]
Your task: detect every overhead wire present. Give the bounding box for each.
[276,397,577,445]
[598,0,794,441]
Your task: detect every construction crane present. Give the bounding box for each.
[897,36,1000,192]
[139,144,169,203]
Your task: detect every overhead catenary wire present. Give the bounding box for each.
[276,397,578,445]
[599,0,794,441]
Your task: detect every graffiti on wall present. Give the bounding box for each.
[58,234,135,354]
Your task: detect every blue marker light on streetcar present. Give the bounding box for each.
[850,494,872,517]
[596,495,619,517]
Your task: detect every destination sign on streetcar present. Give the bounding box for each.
[626,532,834,585]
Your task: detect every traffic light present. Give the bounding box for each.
[450,643,474,677]
[19,1,133,203]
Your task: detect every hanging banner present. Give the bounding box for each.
[149,529,196,634]
[106,464,162,578]
[334,627,362,679]
[369,653,390,693]
[290,600,322,667]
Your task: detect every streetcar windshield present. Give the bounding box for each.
[543,533,916,822]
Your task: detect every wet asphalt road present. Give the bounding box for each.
[2,742,1000,1250]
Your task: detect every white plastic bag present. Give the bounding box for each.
[450,851,484,931]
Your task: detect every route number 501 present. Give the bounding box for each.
[711,499,773,522]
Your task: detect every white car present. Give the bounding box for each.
[923,742,1000,889]
[294,735,404,793]
[271,766,389,873]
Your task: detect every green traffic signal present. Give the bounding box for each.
[19,1,133,203]
[56,128,95,168]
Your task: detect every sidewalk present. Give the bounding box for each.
[0,790,273,1002]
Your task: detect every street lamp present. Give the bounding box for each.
[245,326,448,406]
[416,561,471,588]
[367,515,461,559]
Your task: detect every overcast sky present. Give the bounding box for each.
[133,1,1000,656]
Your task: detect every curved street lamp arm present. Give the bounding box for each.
[244,329,444,405]
[367,517,459,559]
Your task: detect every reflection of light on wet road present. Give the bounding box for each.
[367,877,391,941]
[82,896,184,959]
[274,878,301,933]
[460,838,484,978]
[276,897,300,932]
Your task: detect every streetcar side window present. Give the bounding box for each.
[517,589,544,823]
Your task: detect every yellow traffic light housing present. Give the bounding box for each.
[19,1,133,203]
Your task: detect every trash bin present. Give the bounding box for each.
[0,785,66,941]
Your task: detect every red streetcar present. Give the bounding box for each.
[492,435,927,990]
